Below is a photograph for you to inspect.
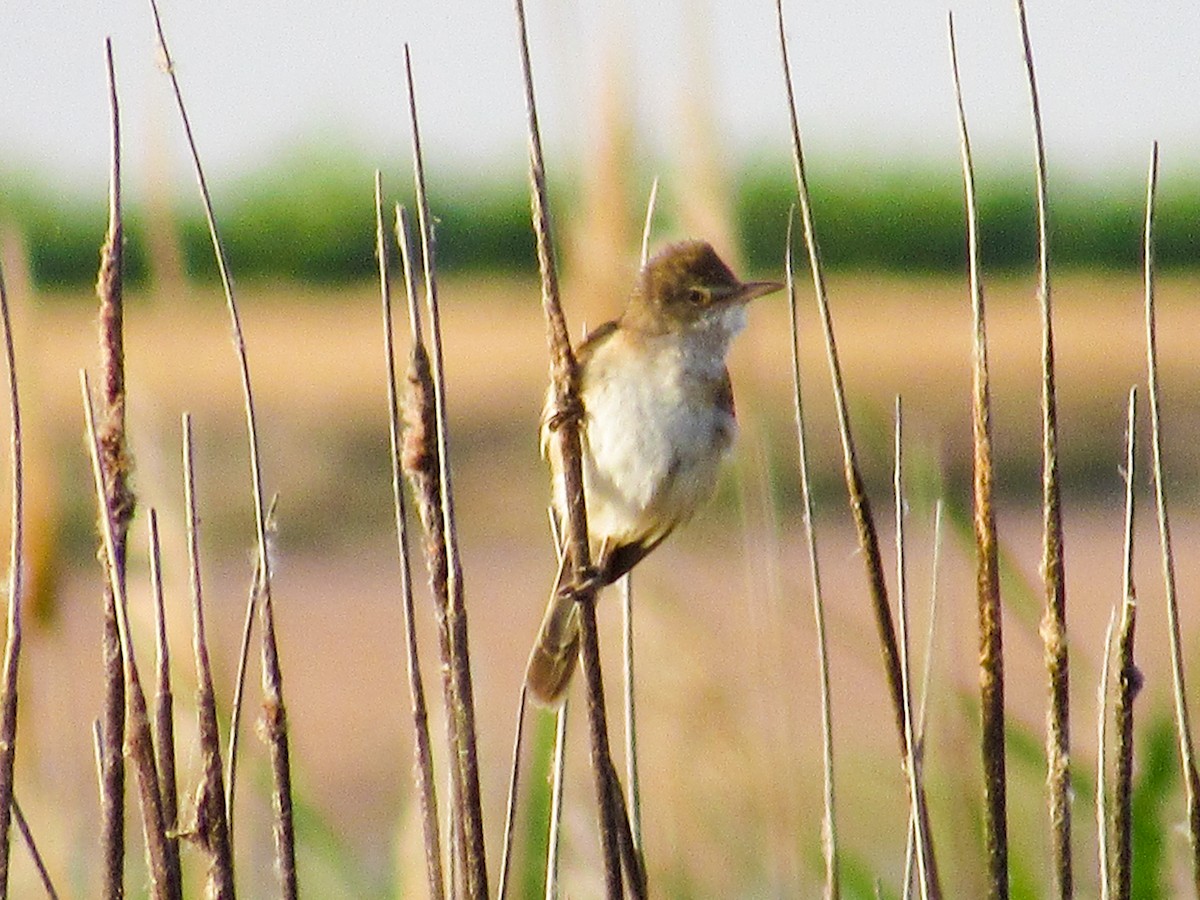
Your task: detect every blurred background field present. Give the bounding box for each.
[8,262,1200,896]
[4,0,1200,896]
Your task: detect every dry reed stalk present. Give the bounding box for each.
[145,2,296,889]
[147,510,181,892]
[11,797,58,900]
[82,374,179,900]
[1114,387,1139,900]
[376,175,444,900]
[181,414,235,898]
[894,399,932,899]
[1096,608,1117,900]
[96,39,129,899]
[949,16,1009,897]
[785,210,838,900]
[775,1,940,891]
[401,50,489,896]
[618,574,640,847]
[397,213,467,895]
[0,167,23,900]
[394,199,466,890]
[775,0,901,748]
[1140,140,1200,891]
[1013,4,1072,892]
[513,1,642,896]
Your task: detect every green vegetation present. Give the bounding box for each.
[3,152,1200,289]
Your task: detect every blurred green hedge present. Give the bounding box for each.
[2,154,1197,290]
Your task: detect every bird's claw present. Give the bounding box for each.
[558,563,604,602]
[547,394,585,432]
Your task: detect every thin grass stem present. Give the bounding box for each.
[0,153,23,900]
[545,702,569,900]
[145,4,295,884]
[905,501,945,899]
[785,208,838,900]
[895,399,932,899]
[778,2,940,891]
[11,797,57,900]
[950,15,1008,897]
[1013,5,1072,892]
[621,178,659,859]
[1140,140,1200,890]
[497,688,528,900]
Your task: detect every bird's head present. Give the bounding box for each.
[624,240,783,336]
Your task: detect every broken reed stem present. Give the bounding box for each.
[894,399,932,900]
[11,797,58,900]
[82,374,179,900]
[145,4,296,887]
[376,173,444,900]
[148,510,182,892]
[1141,141,1200,893]
[181,414,236,898]
[1114,387,1139,900]
[949,16,1009,899]
[0,184,22,897]
[97,39,129,899]
[1013,4,1072,893]
[785,209,838,900]
[403,49,489,896]
[513,1,637,896]
[1096,608,1117,900]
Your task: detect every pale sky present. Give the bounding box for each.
[3,1,1199,196]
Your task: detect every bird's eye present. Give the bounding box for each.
[687,287,707,305]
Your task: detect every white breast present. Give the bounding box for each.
[561,329,736,552]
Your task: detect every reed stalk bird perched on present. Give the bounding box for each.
[525,240,783,705]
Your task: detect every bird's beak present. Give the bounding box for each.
[731,280,785,303]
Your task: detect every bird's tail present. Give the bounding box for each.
[525,576,581,707]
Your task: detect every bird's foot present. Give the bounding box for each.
[546,393,585,432]
[558,563,604,603]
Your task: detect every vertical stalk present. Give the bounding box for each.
[950,15,1008,898]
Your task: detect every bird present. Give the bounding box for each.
[524,240,783,705]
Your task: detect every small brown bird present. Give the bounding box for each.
[525,240,783,705]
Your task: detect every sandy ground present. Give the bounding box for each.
[6,272,1200,896]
